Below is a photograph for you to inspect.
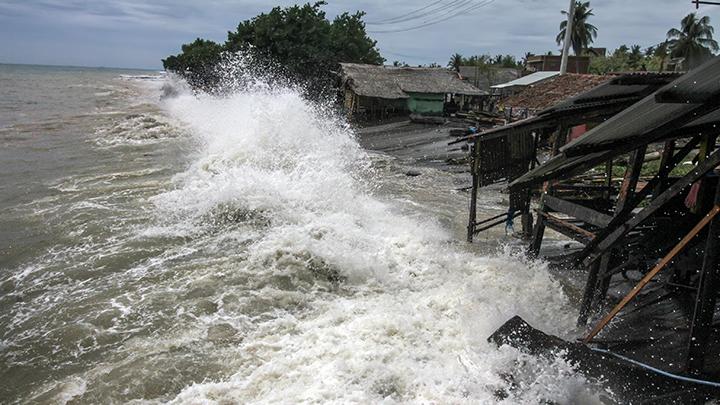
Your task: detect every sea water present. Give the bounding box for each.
[0,62,605,403]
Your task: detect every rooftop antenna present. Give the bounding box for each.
[559,0,576,75]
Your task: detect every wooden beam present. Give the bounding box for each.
[686,184,720,375]
[578,147,647,325]
[572,136,702,267]
[467,144,480,242]
[583,205,720,344]
[544,195,613,227]
[538,210,596,241]
[582,147,720,269]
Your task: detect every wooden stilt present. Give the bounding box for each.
[573,136,702,268]
[583,205,720,344]
[467,143,479,243]
[578,147,647,325]
[655,140,676,196]
[528,126,567,257]
[582,147,720,269]
[687,181,720,375]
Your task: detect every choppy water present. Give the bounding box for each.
[0,63,603,404]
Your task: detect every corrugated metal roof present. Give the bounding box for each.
[511,58,720,189]
[655,57,720,103]
[491,71,559,89]
[561,58,720,157]
[451,73,678,146]
[340,63,486,99]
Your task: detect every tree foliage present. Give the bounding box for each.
[667,13,718,69]
[163,2,383,91]
[447,53,523,69]
[556,1,598,56]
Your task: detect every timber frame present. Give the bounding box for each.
[464,59,720,380]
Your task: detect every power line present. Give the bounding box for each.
[366,0,471,25]
[367,1,444,24]
[369,0,495,34]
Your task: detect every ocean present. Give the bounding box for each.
[0,62,601,403]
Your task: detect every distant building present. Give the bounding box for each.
[526,54,591,74]
[457,66,521,92]
[339,63,486,119]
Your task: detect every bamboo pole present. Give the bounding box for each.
[583,205,720,344]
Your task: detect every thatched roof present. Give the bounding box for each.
[340,63,486,99]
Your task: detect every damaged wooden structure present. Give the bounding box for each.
[456,72,679,242]
[463,58,720,390]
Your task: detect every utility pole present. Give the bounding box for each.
[693,0,720,8]
[559,0,576,75]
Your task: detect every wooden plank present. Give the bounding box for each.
[544,195,613,227]
[537,210,596,241]
[582,147,720,268]
[583,205,720,344]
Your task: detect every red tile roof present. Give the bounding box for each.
[500,74,611,113]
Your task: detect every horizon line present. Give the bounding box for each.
[0,61,161,72]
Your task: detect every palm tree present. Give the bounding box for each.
[556,1,598,56]
[448,53,463,71]
[667,13,719,69]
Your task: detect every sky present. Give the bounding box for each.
[0,0,714,70]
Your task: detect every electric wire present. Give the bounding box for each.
[366,0,468,25]
[589,347,720,388]
[368,0,495,33]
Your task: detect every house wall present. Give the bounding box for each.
[406,92,444,115]
[527,55,590,74]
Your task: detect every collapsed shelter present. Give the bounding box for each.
[461,58,720,389]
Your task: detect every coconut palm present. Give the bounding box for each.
[448,53,463,71]
[555,1,598,56]
[667,13,719,69]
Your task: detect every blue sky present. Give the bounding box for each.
[0,0,713,70]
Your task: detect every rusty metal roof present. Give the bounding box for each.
[561,58,720,157]
[511,57,720,189]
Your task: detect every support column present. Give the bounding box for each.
[467,143,480,242]
[578,146,646,325]
[528,126,567,257]
[686,175,720,375]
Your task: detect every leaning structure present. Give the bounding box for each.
[463,58,720,384]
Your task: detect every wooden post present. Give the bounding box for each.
[582,147,720,269]
[583,205,720,343]
[467,143,480,242]
[573,137,702,268]
[528,126,566,257]
[604,159,613,201]
[655,140,676,196]
[578,146,647,325]
[522,131,540,238]
[686,179,720,375]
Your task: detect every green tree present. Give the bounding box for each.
[329,12,383,64]
[667,13,719,69]
[448,53,463,71]
[164,2,383,92]
[556,1,598,56]
[162,38,223,88]
[628,44,643,69]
